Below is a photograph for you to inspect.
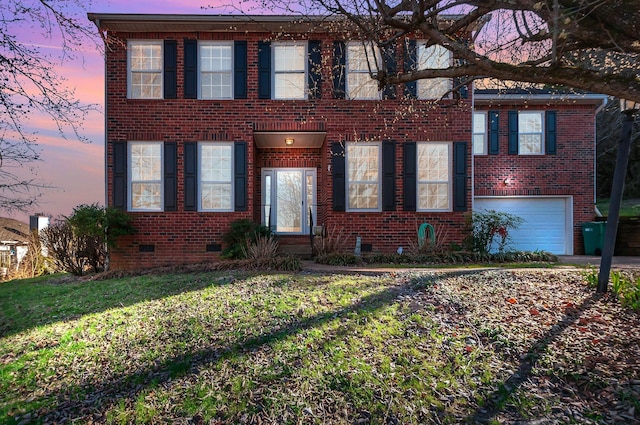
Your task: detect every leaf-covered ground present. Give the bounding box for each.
[0,269,638,424]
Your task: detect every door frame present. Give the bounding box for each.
[261,168,317,235]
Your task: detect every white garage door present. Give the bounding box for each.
[474,197,573,255]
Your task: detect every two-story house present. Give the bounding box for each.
[88,13,605,270]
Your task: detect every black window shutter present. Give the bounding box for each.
[308,40,322,99]
[489,111,500,155]
[258,41,271,99]
[234,41,247,99]
[546,110,557,154]
[453,141,468,212]
[331,142,345,211]
[164,142,177,211]
[234,142,248,211]
[163,40,177,99]
[403,142,416,211]
[382,45,396,99]
[403,40,417,98]
[113,142,127,210]
[184,39,197,99]
[508,110,519,155]
[184,142,197,211]
[382,141,396,211]
[332,41,346,99]
[454,77,468,99]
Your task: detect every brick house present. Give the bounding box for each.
[87,13,606,270]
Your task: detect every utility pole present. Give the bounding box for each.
[598,101,638,293]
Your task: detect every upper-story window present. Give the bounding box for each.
[346,42,381,100]
[519,111,544,154]
[417,43,451,99]
[199,142,233,211]
[346,142,381,210]
[473,111,487,155]
[273,42,307,99]
[417,142,451,211]
[128,41,163,99]
[199,42,233,99]
[129,142,163,211]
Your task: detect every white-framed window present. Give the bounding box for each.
[346,42,381,100]
[199,42,233,99]
[473,111,488,155]
[128,41,163,99]
[273,42,307,99]
[346,142,381,211]
[417,142,452,211]
[199,142,233,211]
[519,111,544,154]
[129,142,163,211]
[417,43,451,99]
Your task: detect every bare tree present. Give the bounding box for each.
[238,0,640,102]
[0,0,97,211]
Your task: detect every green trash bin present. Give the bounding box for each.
[582,222,606,255]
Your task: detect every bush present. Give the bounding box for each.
[313,226,347,256]
[467,209,524,254]
[222,219,272,259]
[611,271,640,310]
[43,205,135,275]
[316,253,360,266]
[243,234,279,260]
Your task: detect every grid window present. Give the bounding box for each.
[473,112,488,155]
[199,143,233,211]
[347,42,381,100]
[347,143,380,210]
[128,41,162,99]
[519,111,544,154]
[200,42,233,99]
[273,43,307,99]
[129,142,162,211]
[417,43,451,99]
[417,142,451,211]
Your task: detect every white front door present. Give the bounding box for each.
[262,168,316,235]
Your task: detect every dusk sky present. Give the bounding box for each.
[9,0,256,223]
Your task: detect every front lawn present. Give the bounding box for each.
[1,269,638,424]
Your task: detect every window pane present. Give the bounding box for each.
[274,44,305,71]
[201,73,232,99]
[276,171,302,233]
[417,44,449,69]
[473,134,486,155]
[201,183,232,210]
[519,134,543,154]
[131,73,162,99]
[274,73,305,99]
[473,113,486,133]
[348,43,378,71]
[130,143,161,181]
[417,78,450,99]
[519,112,542,132]
[418,183,449,210]
[348,144,379,181]
[200,45,232,72]
[348,183,379,209]
[201,145,232,181]
[131,183,161,210]
[131,44,161,70]
[347,73,379,99]
[418,143,449,181]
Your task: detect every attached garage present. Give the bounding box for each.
[474,197,573,255]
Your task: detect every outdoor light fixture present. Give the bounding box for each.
[284,138,295,146]
[503,177,511,186]
[598,98,640,293]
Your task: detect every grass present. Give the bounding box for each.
[595,198,640,216]
[0,268,638,424]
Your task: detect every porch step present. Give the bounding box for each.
[278,244,313,259]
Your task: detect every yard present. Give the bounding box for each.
[1,267,638,424]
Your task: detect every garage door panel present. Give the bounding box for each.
[474,197,571,255]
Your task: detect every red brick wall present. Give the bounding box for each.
[107,30,601,269]
[473,104,597,254]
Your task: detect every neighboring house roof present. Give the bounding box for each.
[0,218,30,245]
[474,88,608,108]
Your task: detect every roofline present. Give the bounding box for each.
[474,93,609,108]
[87,13,477,33]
